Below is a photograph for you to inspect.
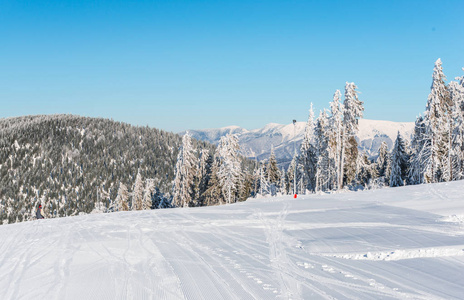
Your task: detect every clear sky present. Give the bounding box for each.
[1,0,463,132]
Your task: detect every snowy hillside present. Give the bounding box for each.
[356,119,415,158]
[185,119,414,164]
[1,181,463,299]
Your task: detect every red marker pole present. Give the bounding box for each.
[294,194,297,199]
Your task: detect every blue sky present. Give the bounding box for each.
[1,0,463,132]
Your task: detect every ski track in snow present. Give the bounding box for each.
[1,181,464,299]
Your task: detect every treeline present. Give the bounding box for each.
[0,115,214,224]
[255,59,464,195]
[171,133,257,207]
[2,59,462,224]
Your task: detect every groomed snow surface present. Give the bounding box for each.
[1,181,464,299]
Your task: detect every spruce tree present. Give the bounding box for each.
[287,153,298,195]
[266,146,280,187]
[114,182,129,211]
[299,104,317,191]
[355,153,375,188]
[390,132,410,187]
[204,157,223,205]
[314,110,331,192]
[449,73,464,180]
[257,163,268,195]
[171,133,198,207]
[376,141,390,185]
[196,149,212,206]
[344,136,359,185]
[131,171,144,210]
[217,134,241,204]
[341,82,364,187]
[142,179,154,210]
[421,58,450,183]
[329,90,344,190]
[409,116,427,184]
[279,167,287,195]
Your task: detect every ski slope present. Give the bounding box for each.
[1,181,464,299]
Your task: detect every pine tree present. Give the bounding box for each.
[279,167,287,195]
[314,110,331,192]
[449,72,464,180]
[390,132,410,187]
[142,179,155,210]
[344,136,359,185]
[287,153,298,195]
[376,141,390,185]
[266,146,280,193]
[114,182,129,211]
[171,133,198,207]
[258,163,269,195]
[204,157,223,205]
[421,58,451,183]
[196,149,212,206]
[217,134,241,204]
[341,82,364,187]
[299,104,317,191]
[328,90,344,190]
[131,171,144,210]
[238,168,254,202]
[355,153,374,188]
[409,116,426,184]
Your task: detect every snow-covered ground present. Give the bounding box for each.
[1,181,464,299]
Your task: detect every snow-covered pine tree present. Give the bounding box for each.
[297,161,306,194]
[376,141,390,185]
[314,110,331,192]
[257,163,268,195]
[279,167,287,195]
[217,134,241,203]
[449,72,464,180]
[421,58,451,183]
[266,146,280,193]
[204,156,223,205]
[114,182,129,211]
[344,136,359,186]
[287,153,299,195]
[131,171,144,210]
[390,132,410,187]
[355,153,373,188]
[196,148,212,206]
[341,82,364,187]
[142,179,155,210]
[238,167,254,202]
[299,104,317,192]
[328,90,344,190]
[171,133,198,208]
[409,116,426,184]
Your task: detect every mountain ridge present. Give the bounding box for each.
[183,119,415,164]
[0,114,213,224]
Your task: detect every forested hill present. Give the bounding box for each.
[0,115,212,224]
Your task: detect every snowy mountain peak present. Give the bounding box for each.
[186,119,415,165]
[220,125,246,131]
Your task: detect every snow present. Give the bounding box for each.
[1,181,464,299]
[357,119,414,142]
[185,119,414,163]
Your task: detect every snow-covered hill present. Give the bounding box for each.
[185,119,414,165]
[1,181,463,299]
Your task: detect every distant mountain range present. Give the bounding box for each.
[183,119,415,166]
